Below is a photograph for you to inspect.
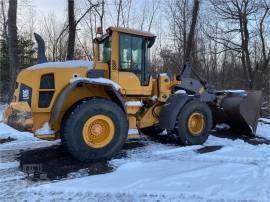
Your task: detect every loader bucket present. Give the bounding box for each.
[213,91,263,135]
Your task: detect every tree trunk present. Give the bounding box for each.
[67,0,76,60]
[7,0,19,102]
[116,0,122,27]
[185,0,200,63]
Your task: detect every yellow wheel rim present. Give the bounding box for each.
[187,112,205,136]
[83,115,115,149]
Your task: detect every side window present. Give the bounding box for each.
[120,34,143,74]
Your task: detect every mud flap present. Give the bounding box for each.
[213,91,262,135]
[159,94,190,130]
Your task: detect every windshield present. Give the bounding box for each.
[100,36,112,64]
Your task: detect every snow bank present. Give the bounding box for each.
[70,77,121,91]
[256,121,270,139]
[259,118,270,124]
[0,162,19,170]
[28,60,94,70]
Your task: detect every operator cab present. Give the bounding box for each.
[94,27,156,95]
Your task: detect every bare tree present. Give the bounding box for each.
[67,0,76,60]
[7,0,19,101]
[209,0,259,89]
[147,0,161,32]
[185,0,200,63]
[116,0,123,27]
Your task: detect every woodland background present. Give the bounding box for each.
[0,0,269,116]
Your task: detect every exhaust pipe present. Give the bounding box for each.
[34,33,47,63]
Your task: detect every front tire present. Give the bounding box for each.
[62,98,128,162]
[176,100,212,145]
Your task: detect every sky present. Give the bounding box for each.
[29,0,67,20]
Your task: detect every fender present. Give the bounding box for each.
[50,79,126,123]
[159,93,192,130]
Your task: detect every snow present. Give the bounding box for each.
[174,90,187,94]
[159,73,168,77]
[256,122,270,139]
[150,96,158,101]
[35,122,55,135]
[28,60,94,70]
[259,118,270,124]
[0,162,19,170]
[128,129,138,134]
[1,104,270,201]
[215,123,231,130]
[70,77,121,91]
[26,132,270,201]
[125,101,143,107]
[223,90,246,93]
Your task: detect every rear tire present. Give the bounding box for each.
[176,100,212,145]
[62,98,128,162]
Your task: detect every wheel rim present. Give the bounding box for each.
[187,112,205,136]
[83,115,115,148]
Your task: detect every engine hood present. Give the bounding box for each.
[26,60,94,70]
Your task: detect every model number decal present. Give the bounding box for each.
[22,89,30,100]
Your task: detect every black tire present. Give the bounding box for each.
[176,100,212,145]
[62,98,128,161]
[141,125,165,136]
[60,101,82,149]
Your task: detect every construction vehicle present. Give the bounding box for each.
[3,27,262,162]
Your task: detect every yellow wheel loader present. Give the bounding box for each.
[3,27,262,162]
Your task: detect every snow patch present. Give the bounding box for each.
[35,122,55,135]
[215,123,231,130]
[150,96,158,101]
[28,60,94,70]
[128,129,138,134]
[0,162,19,170]
[126,101,143,107]
[223,90,246,93]
[174,90,187,94]
[256,122,270,139]
[159,73,168,77]
[259,118,270,124]
[70,77,121,91]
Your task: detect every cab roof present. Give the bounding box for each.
[107,27,156,39]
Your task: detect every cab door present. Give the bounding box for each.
[118,33,152,95]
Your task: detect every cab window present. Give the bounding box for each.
[119,33,152,85]
[120,34,143,73]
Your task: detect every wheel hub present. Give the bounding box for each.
[90,123,104,136]
[83,115,115,148]
[188,112,205,136]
